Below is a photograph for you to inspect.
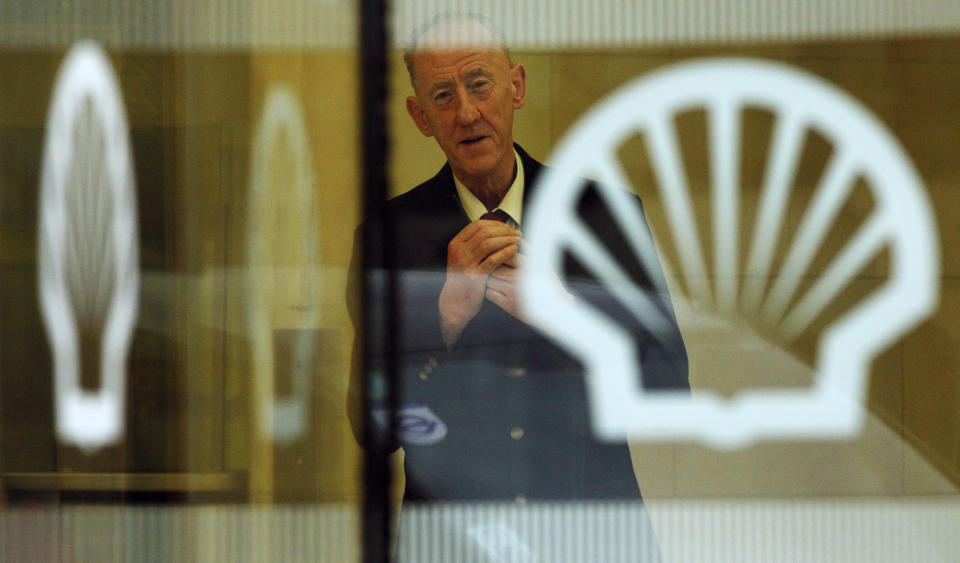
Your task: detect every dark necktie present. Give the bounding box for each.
[481,208,515,226]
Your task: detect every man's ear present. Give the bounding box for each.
[406,96,434,137]
[510,63,527,110]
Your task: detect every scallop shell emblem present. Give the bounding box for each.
[523,58,939,447]
[38,41,140,451]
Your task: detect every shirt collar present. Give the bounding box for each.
[454,149,524,227]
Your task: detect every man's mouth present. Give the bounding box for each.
[460,135,487,145]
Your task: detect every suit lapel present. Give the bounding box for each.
[515,144,545,218]
[418,164,471,264]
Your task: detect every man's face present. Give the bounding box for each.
[406,46,526,185]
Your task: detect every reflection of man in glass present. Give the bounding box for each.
[350,11,687,517]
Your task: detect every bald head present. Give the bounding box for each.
[403,13,512,88]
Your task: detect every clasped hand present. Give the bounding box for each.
[438,218,524,347]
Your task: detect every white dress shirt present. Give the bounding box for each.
[453,149,524,228]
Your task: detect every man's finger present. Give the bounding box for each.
[486,275,512,293]
[474,235,521,264]
[457,220,519,252]
[489,265,517,282]
[502,253,520,268]
[456,218,513,245]
[485,287,508,308]
[467,222,520,248]
[478,243,518,273]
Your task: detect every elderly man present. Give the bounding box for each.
[349,14,688,508]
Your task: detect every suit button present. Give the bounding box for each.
[507,367,525,378]
[514,495,527,504]
[510,427,524,440]
[419,371,428,380]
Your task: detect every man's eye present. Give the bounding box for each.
[433,91,451,102]
[470,80,491,90]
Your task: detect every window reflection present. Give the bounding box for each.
[0,2,959,562]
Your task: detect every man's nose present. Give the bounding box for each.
[455,91,479,124]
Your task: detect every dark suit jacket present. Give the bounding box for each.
[351,144,688,503]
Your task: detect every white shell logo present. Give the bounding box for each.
[248,86,319,444]
[38,41,140,451]
[523,58,939,447]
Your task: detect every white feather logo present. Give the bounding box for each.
[39,41,139,451]
[248,86,319,444]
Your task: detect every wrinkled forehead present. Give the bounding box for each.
[406,16,511,90]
